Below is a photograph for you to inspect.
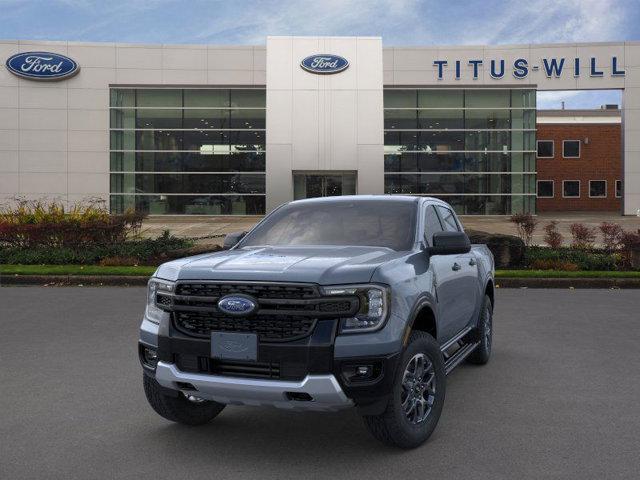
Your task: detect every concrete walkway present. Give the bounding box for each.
[140,212,640,246]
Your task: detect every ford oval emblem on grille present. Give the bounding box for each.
[300,54,349,74]
[217,295,257,316]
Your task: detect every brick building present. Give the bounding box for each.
[536,109,622,213]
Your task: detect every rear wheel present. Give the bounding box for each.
[143,375,226,426]
[362,331,446,449]
[467,294,492,365]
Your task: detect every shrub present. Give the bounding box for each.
[509,213,538,246]
[569,223,597,249]
[0,230,195,266]
[526,246,618,271]
[530,259,579,271]
[0,198,144,249]
[466,229,525,268]
[619,230,640,269]
[599,222,624,251]
[542,221,563,248]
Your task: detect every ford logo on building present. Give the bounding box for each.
[217,295,257,316]
[300,54,349,74]
[5,52,80,81]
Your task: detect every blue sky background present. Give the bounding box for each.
[1,0,638,108]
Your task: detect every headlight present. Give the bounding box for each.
[322,284,390,334]
[145,278,175,324]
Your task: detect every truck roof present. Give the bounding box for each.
[288,194,447,206]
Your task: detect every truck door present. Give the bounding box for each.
[426,204,478,342]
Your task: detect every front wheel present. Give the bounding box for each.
[362,331,446,449]
[143,374,226,426]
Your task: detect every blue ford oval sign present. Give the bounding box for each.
[217,295,257,316]
[5,52,80,81]
[301,54,349,74]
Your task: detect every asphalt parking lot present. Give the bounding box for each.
[1,287,639,480]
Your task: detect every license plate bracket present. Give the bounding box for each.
[211,332,258,361]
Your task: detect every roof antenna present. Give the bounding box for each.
[561,101,565,110]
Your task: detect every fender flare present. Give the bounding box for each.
[402,295,438,347]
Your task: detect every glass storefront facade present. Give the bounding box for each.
[110,88,266,215]
[384,88,536,214]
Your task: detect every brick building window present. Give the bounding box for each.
[537,180,554,198]
[615,180,622,198]
[562,140,580,158]
[589,180,607,198]
[563,180,580,198]
[536,140,554,158]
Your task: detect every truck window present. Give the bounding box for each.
[435,205,460,232]
[424,205,444,245]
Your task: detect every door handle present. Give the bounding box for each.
[452,262,461,271]
[469,258,477,266]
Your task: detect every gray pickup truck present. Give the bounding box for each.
[139,195,494,448]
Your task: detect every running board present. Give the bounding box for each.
[444,341,480,375]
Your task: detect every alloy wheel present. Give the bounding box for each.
[401,353,436,424]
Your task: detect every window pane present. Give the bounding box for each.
[590,180,606,197]
[136,109,183,129]
[436,205,460,231]
[537,140,554,158]
[184,89,228,107]
[418,90,463,108]
[110,89,135,107]
[563,181,580,197]
[111,173,265,194]
[465,90,510,108]
[563,140,580,158]
[110,195,265,215]
[183,109,229,129]
[616,180,622,197]
[465,108,510,129]
[110,108,135,129]
[230,109,266,129]
[424,205,443,245]
[537,181,553,197]
[230,89,266,108]
[110,151,265,172]
[384,90,415,108]
[384,109,418,129]
[136,89,182,107]
[418,109,464,129]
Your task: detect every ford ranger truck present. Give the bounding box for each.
[139,196,494,448]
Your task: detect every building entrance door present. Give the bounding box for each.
[293,171,357,200]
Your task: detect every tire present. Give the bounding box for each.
[362,331,446,449]
[467,294,492,365]
[143,374,225,426]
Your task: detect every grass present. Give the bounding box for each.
[0,264,157,276]
[496,270,640,279]
[1,264,640,279]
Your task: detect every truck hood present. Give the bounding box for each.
[154,246,405,285]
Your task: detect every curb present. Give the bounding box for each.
[496,277,640,289]
[2,274,640,288]
[0,274,149,286]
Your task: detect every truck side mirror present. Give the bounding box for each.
[223,231,247,249]
[429,231,471,255]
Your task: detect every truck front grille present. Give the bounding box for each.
[174,311,316,342]
[163,281,359,342]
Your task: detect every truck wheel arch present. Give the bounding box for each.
[485,279,494,307]
[403,300,437,346]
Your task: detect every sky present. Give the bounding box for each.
[0,0,638,108]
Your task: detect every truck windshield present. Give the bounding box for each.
[239,200,417,251]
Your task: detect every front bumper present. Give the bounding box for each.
[141,315,401,413]
[155,361,353,411]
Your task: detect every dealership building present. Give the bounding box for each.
[1,36,639,216]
